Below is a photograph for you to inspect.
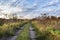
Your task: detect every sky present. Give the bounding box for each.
[0,0,60,19]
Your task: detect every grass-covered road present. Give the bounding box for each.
[16,23,30,40]
[16,23,36,40]
[0,22,37,40]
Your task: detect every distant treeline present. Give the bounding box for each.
[0,18,24,26]
[31,16,60,21]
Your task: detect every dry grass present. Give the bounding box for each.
[32,19,60,40]
[0,21,26,38]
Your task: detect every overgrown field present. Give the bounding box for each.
[16,23,30,40]
[0,21,28,38]
[1,18,60,40]
[32,20,60,40]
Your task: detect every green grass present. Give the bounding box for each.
[16,23,30,40]
[55,30,60,35]
[31,22,55,40]
[0,21,27,38]
[46,27,60,35]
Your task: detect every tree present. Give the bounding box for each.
[12,13,18,22]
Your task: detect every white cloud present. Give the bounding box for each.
[41,8,54,13]
[11,0,17,2]
[48,0,59,5]
[43,0,59,8]
[0,4,22,14]
[7,0,17,3]
[23,12,40,19]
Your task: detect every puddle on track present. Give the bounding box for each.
[29,25,36,40]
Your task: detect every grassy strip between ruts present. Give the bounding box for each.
[16,23,30,40]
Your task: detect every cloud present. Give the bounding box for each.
[0,0,38,12]
[0,0,24,15]
[0,4,22,15]
[40,8,54,13]
[43,0,60,8]
[23,12,39,19]
[0,0,60,19]
[48,0,59,5]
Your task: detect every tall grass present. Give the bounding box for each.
[0,22,27,38]
[32,20,60,40]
